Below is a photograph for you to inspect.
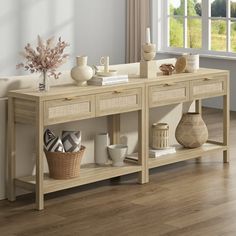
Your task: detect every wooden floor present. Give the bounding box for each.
[1,107,236,236]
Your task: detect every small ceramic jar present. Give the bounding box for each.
[185,54,199,73]
[152,123,169,149]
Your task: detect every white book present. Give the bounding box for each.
[149,147,176,158]
[124,148,176,162]
[91,74,128,82]
[125,153,138,163]
[88,78,128,86]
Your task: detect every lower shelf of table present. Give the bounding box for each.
[15,163,142,194]
[148,142,227,169]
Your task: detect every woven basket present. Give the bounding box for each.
[44,146,85,179]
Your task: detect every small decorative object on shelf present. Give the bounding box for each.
[45,146,85,179]
[88,74,128,86]
[175,56,187,73]
[62,130,81,152]
[96,56,118,76]
[108,144,128,167]
[43,128,84,179]
[175,112,208,148]
[140,27,157,78]
[71,56,94,86]
[44,129,64,152]
[185,53,199,73]
[16,35,69,92]
[94,133,110,165]
[159,64,175,75]
[142,27,156,61]
[149,147,176,158]
[152,123,169,149]
[142,44,156,61]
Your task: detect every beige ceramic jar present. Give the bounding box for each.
[152,123,169,149]
[175,112,208,148]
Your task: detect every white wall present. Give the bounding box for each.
[0,101,7,200]
[0,0,126,77]
[157,53,235,111]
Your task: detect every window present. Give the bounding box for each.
[168,0,202,49]
[153,0,236,57]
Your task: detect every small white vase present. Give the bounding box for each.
[108,144,128,167]
[94,133,110,165]
[71,56,93,86]
[186,54,199,73]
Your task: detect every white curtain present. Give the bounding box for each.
[126,0,150,63]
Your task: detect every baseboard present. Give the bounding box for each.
[0,193,6,201]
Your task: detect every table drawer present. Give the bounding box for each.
[149,82,189,107]
[96,88,142,116]
[44,95,95,125]
[190,76,227,99]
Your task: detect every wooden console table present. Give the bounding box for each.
[7,68,229,210]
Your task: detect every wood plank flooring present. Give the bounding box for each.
[1,107,236,236]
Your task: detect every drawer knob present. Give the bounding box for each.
[204,78,211,81]
[164,83,173,87]
[113,90,122,94]
[64,97,73,101]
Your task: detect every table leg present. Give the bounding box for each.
[7,97,16,201]
[138,108,148,184]
[223,93,230,163]
[35,103,44,210]
[195,100,202,163]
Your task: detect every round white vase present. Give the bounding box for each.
[71,56,93,86]
[94,133,110,165]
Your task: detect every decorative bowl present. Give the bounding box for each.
[142,51,156,61]
[159,64,175,75]
[108,144,128,167]
[142,43,156,53]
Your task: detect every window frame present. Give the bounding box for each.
[152,0,236,58]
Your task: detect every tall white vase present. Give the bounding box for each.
[94,133,110,165]
[71,56,93,86]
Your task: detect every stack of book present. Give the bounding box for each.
[149,147,176,158]
[124,147,176,163]
[88,75,129,86]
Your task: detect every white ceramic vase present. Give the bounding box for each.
[94,133,110,165]
[71,56,93,86]
[186,54,199,73]
[108,144,128,167]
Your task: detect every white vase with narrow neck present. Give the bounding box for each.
[71,56,93,86]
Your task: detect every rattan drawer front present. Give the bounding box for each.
[44,95,95,125]
[190,76,226,99]
[149,82,189,107]
[96,88,142,116]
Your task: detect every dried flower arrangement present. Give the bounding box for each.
[17,35,69,80]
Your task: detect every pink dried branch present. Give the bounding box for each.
[17,35,69,79]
